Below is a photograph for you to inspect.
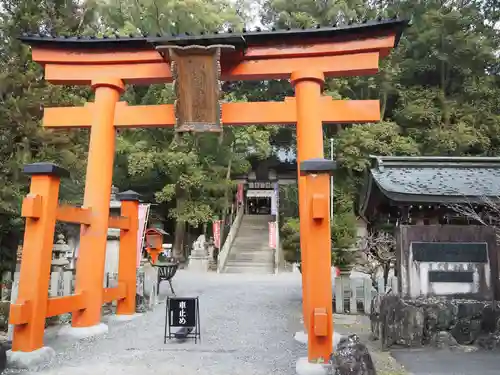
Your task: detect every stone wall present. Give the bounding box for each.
[371,294,500,350]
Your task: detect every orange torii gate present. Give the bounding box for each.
[12,19,407,364]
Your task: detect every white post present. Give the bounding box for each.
[349,279,357,314]
[8,272,20,341]
[49,271,60,297]
[330,138,334,220]
[363,278,372,314]
[334,276,344,313]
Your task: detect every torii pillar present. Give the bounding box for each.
[16,18,407,366]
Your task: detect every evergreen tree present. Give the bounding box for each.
[95,0,276,259]
[0,0,95,271]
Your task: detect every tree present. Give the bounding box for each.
[356,231,396,289]
[95,0,277,259]
[388,0,500,156]
[335,122,420,173]
[447,197,500,241]
[0,0,96,271]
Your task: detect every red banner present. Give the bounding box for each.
[237,183,244,203]
[268,221,276,249]
[213,220,222,249]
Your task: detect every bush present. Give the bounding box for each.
[281,218,301,263]
[280,210,358,270]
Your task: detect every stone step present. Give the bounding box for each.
[225,264,274,269]
[230,251,271,256]
[226,258,273,264]
[223,266,274,274]
[231,244,270,249]
[229,250,274,255]
[234,238,267,242]
[228,253,274,260]
[233,237,269,241]
[235,231,268,236]
[222,214,274,273]
[226,258,273,263]
[230,244,271,249]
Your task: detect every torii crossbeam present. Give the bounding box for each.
[13,18,407,365]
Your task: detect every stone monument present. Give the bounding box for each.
[188,234,210,272]
[206,237,217,271]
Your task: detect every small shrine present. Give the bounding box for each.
[358,155,500,227]
[358,156,500,299]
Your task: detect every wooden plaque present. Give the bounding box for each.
[158,45,234,133]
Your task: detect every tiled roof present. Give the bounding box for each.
[18,18,408,50]
[362,155,500,206]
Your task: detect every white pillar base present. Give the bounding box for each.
[7,346,56,369]
[295,357,328,375]
[294,330,344,350]
[294,330,308,344]
[58,323,108,339]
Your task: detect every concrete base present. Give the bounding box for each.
[294,330,308,344]
[7,346,55,369]
[58,323,108,339]
[295,357,328,375]
[294,330,343,350]
[188,256,210,272]
[108,313,143,322]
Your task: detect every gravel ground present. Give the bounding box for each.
[391,348,500,375]
[7,271,306,375]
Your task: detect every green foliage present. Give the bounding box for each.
[0,0,93,271]
[279,183,359,269]
[281,217,301,263]
[335,122,420,173]
[267,0,499,267]
[92,0,277,256]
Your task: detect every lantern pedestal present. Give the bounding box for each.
[188,236,210,272]
[188,255,210,272]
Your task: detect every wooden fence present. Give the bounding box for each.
[333,276,398,314]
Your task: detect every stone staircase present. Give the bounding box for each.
[223,215,275,274]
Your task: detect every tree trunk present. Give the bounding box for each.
[220,143,235,241]
[380,90,388,120]
[173,198,186,262]
[383,262,390,290]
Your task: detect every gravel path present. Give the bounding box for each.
[8,271,306,375]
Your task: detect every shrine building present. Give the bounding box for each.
[358,155,500,228]
[232,155,296,216]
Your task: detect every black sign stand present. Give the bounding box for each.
[164,297,201,344]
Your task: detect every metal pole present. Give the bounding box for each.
[330,138,334,220]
